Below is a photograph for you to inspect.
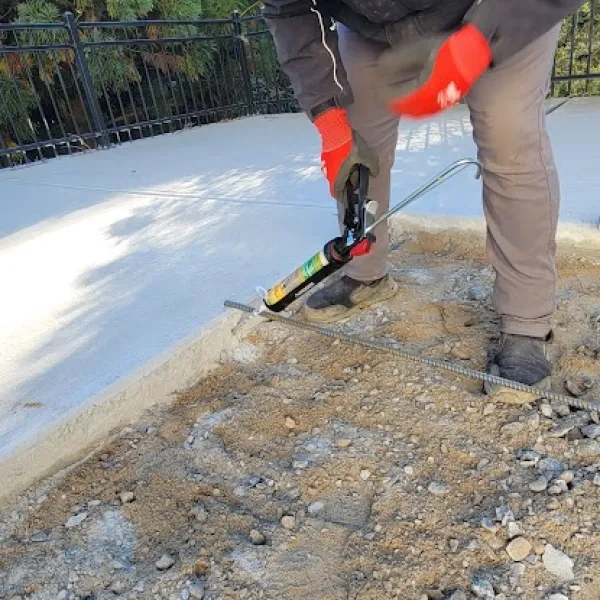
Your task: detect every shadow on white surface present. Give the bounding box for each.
[0,100,598,458]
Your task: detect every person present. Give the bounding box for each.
[263,0,585,403]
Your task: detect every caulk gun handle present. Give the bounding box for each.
[343,179,357,233]
[347,164,370,198]
[343,164,370,232]
[358,164,370,200]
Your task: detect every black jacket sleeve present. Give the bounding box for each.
[464,0,586,66]
[263,0,352,118]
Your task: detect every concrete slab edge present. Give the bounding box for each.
[389,213,600,250]
[1,214,597,508]
[0,296,261,508]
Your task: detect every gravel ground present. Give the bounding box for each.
[1,229,600,600]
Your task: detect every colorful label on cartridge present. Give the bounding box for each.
[265,250,329,305]
[301,250,328,279]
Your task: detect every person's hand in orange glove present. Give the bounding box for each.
[378,24,492,119]
[313,107,379,202]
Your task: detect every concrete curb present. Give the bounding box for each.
[0,297,260,507]
[1,214,597,508]
[389,213,600,251]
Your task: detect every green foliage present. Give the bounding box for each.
[71,0,106,21]
[200,0,252,18]
[0,73,37,141]
[553,4,600,97]
[16,0,66,44]
[84,29,141,91]
[15,0,71,84]
[17,0,59,22]
[154,0,200,19]
[106,0,153,20]
[181,41,216,80]
[151,0,219,83]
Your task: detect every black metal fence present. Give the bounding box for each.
[0,11,298,167]
[551,0,600,96]
[1,2,599,169]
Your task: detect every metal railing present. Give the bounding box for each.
[0,11,298,167]
[0,2,599,169]
[551,0,600,96]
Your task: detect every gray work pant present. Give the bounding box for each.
[338,24,561,338]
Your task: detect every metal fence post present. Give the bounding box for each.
[63,11,110,148]
[232,10,255,115]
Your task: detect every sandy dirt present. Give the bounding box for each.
[1,229,600,600]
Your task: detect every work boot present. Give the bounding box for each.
[484,332,553,404]
[302,274,398,323]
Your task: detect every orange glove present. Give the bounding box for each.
[314,108,379,202]
[379,24,492,118]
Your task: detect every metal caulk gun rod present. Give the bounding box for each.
[365,158,482,235]
[224,300,600,413]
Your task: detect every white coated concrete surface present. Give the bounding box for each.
[0,97,599,500]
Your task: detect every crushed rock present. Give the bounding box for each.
[1,233,599,599]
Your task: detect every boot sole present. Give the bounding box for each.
[302,279,398,325]
[483,376,553,405]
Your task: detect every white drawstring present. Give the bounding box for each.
[310,0,344,93]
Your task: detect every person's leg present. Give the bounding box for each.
[466,24,561,402]
[304,26,400,323]
[338,28,400,282]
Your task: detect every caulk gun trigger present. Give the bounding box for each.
[350,238,372,257]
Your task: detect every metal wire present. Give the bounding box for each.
[224,300,600,413]
[366,158,482,234]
